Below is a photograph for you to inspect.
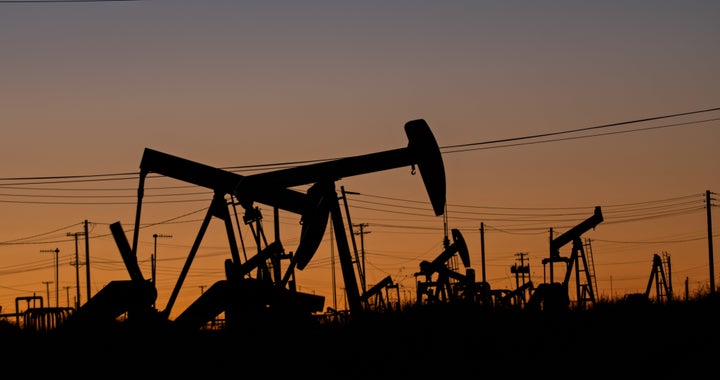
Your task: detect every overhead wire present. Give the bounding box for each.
[440,107,720,152]
[1,107,718,186]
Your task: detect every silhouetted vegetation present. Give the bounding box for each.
[1,294,718,377]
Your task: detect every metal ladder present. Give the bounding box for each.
[575,238,598,308]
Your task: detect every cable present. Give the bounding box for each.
[1,107,717,185]
[0,222,83,245]
[441,107,720,150]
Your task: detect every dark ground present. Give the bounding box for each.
[2,297,719,378]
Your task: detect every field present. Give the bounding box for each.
[1,295,719,378]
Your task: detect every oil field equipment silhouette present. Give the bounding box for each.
[61,119,446,332]
[624,253,673,303]
[491,253,534,308]
[414,228,491,305]
[527,206,603,311]
[410,207,605,312]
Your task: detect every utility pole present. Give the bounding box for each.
[42,281,53,308]
[707,190,715,294]
[40,248,59,308]
[63,286,71,307]
[84,220,91,302]
[152,233,173,286]
[511,252,530,306]
[480,222,486,283]
[663,251,673,298]
[353,222,370,294]
[330,220,337,311]
[547,228,554,283]
[513,252,531,284]
[67,231,85,309]
[341,186,364,295]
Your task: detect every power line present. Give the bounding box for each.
[0,107,717,185]
[442,117,720,155]
[0,222,82,245]
[0,189,707,246]
[441,107,720,151]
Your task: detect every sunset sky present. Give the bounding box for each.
[1,1,719,320]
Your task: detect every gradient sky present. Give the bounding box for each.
[1,1,719,319]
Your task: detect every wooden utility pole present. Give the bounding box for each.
[64,286,71,307]
[330,220,336,311]
[341,186,365,294]
[513,252,530,285]
[354,222,370,294]
[480,222,486,283]
[707,190,715,294]
[67,231,85,309]
[42,281,53,308]
[84,220,91,301]
[40,248,59,308]
[152,233,173,285]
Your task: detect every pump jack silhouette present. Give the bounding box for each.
[414,228,491,305]
[64,119,446,331]
[528,206,603,311]
[624,253,673,303]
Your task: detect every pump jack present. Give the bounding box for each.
[624,253,673,303]
[361,275,400,312]
[414,229,489,305]
[66,119,446,331]
[528,206,603,311]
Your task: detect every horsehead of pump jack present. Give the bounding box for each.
[234,118,447,270]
